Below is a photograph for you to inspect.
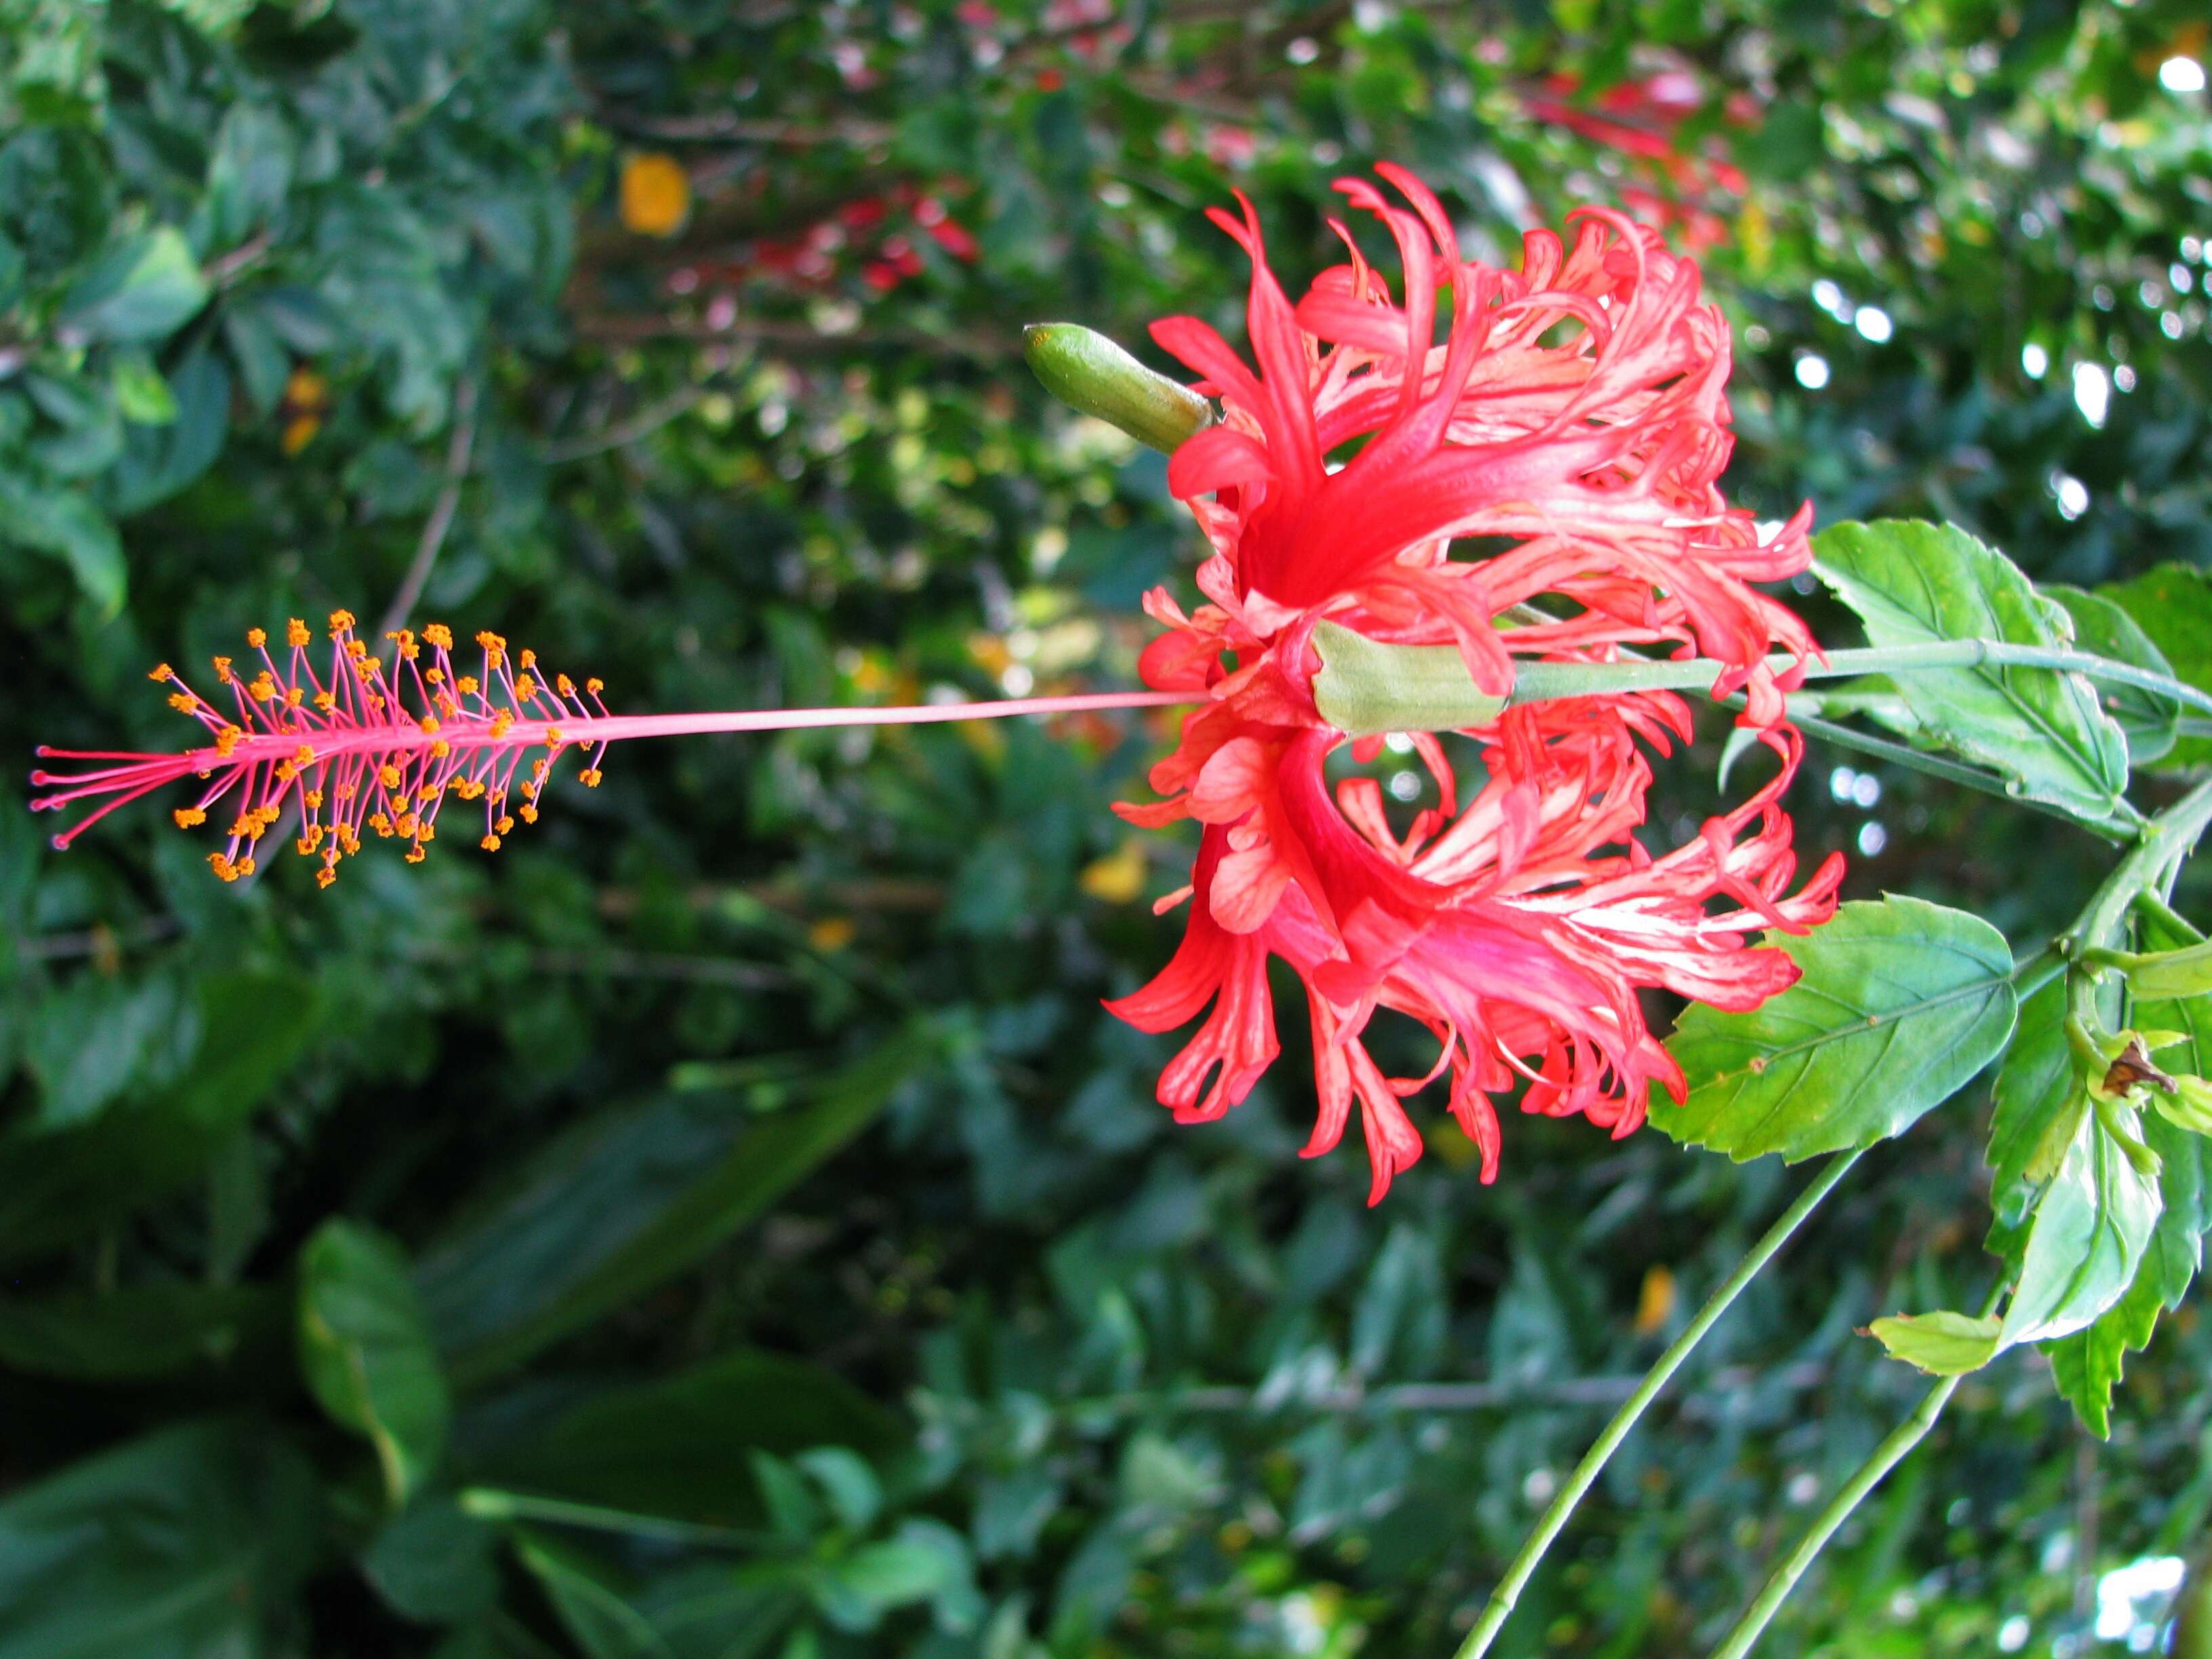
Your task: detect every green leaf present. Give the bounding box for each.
[59,227,210,344]
[2045,584,2179,766]
[1985,975,2085,1252]
[1867,1309,2002,1375]
[0,970,318,1264]
[299,1219,451,1506]
[2047,907,2212,1435]
[417,1025,932,1387]
[1659,896,2019,1161]
[0,1283,280,1380]
[0,1418,317,1658]
[1999,1109,2162,1347]
[2103,564,2212,771]
[1814,520,2129,819]
[474,1350,903,1529]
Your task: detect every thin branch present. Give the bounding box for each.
[377,376,480,641]
[571,312,1018,359]
[543,384,704,463]
[610,112,896,146]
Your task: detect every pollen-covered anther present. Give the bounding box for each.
[174,807,207,828]
[488,712,513,739]
[378,764,402,788]
[424,623,453,649]
[585,677,603,695]
[480,833,501,851]
[519,804,538,824]
[579,768,602,787]
[287,618,310,647]
[167,691,196,713]
[404,847,427,864]
[495,814,514,835]
[246,628,267,648]
[543,726,562,747]
[149,663,174,682]
[455,675,478,696]
[418,714,441,735]
[557,674,576,697]
[213,726,242,757]
[476,630,506,665]
[213,656,234,682]
[514,675,538,700]
[430,739,451,759]
[304,789,323,808]
[329,609,356,637]
[314,866,337,888]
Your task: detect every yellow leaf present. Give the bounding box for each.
[808,916,857,952]
[619,152,691,238]
[1633,1264,1676,1335]
[1079,840,1147,904]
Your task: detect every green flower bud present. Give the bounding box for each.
[2152,1073,2212,1136]
[1023,323,1214,453]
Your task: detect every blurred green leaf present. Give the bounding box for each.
[0,1282,279,1380]
[476,1349,902,1528]
[0,466,123,615]
[0,970,317,1263]
[59,226,209,345]
[0,1418,316,1658]
[299,1218,452,1506]
[417,1025,933,1387]
[1814,520,2129,820]
[1661,897,2019,1161]
[363,1496,503,1626]
[510,1530,674,1659]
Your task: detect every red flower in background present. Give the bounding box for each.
[1108,165,1842,1201]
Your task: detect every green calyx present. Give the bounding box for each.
[1308,621,1511,739]
[1023,323,1214,453]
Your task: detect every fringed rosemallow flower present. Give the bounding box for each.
[1106,165,1843,1201]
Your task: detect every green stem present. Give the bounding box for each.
[1512,640,2212,719]
[2070,777,2212,954]
[1310,623,2212,733]
[1771,702,2130,841]
[1452,1150,1864,1659]
[1704,1282,2006,1659]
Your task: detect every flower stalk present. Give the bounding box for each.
[1453,1148,1865,1659]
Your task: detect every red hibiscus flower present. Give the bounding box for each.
[1107,165,1843,1202]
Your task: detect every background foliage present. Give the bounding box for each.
[4,2,2212,1655]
